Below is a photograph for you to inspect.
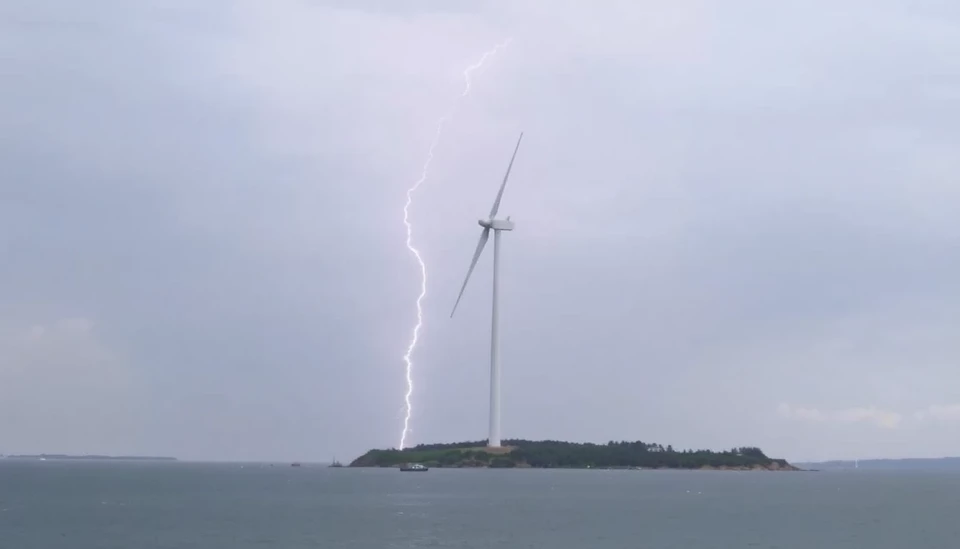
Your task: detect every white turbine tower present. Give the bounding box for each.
[450,133,523,448]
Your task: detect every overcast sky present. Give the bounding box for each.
[2,0,959,462]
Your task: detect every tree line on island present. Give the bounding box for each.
[349,439,797,470]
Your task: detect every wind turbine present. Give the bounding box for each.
[450,132,524,448]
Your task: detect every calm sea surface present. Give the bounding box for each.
[2,461,959,548]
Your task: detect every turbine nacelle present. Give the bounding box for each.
[478,218,516,231]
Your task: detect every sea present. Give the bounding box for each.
[2,461,959,548]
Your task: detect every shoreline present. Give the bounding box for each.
[347,465,805,471]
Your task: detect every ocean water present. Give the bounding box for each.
[2,461,959,548]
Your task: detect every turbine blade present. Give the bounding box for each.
[489,132,523,218]
[451,228,490,318]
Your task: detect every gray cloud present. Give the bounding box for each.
[0,316,141,454]
[2,0,959,461]
[915,404,960,422]
[778,403,903,430]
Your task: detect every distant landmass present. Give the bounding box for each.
[351,439,799,470]
[3,454,177,461]
[797,457,960,471]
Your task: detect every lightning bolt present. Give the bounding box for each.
[399,39,512,450]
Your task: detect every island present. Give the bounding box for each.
[4,454,177,461]
[350,439,799,470]
[797,457,960,471]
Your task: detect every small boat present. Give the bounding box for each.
[329,458,343,468]
[400,463,428,472]
[291,462,301,467]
